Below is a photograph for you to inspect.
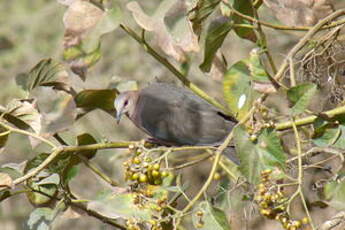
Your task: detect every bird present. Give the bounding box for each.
[114,82,238,160]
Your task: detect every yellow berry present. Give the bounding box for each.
[153,163,160,170]
[292,220,302,228]
[302,217,309,224]
[133,157,141,164]
[161,171,169,177]
[196,211,203,216]
[151,170,160,178]
[131,173,139,181]
[139,174,148,183]
[249,134,258,142]
[148,219,157,225]
[213,172,221,180]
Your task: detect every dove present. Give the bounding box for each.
[114,83,237,148]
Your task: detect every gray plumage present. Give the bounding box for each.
[114,83,237,147]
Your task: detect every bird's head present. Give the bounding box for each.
[114,91,137,124]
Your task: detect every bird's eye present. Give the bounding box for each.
[124,100,129,106]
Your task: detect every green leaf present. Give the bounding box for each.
[227,0,257,42]
[233,126,286,184]
[64,165,79,183]
[313,125,345,149]
[36,173,60,186]
[75,133,98,159]
[0,162,24,179]
[287,83,317,115]
[74,89,118,115]
[88,192,153,220]
[223,60,259,120]
[26,183,58,206]
[324,178,345,210]
[200,16,232,72]
[192,201,231,230]
[16,58,70,92]
[189,0,221,36]
[27,208,54,230]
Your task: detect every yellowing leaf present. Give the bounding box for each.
[223,60,259,120]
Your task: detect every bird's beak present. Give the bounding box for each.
[116,109,123,124]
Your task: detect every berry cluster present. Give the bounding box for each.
[255,169,309,230]
[123,144,171,186]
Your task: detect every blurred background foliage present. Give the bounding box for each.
[1,0,345,229]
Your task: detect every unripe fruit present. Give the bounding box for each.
[151,170,160,178]
[153,163,160,170]
[139,174,148,183]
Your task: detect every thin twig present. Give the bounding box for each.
[13,147,63,186]
[0,119,57,148]
[291,119,315,230]
[275,105,345,130]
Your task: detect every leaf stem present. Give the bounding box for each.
[0,119,57,148]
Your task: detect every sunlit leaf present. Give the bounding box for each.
[287,83,317,115]
[200,16,232,73]
[223,60,259,120]
[233,126,286,184]
[26,183,58,206]
[127,0,199,62]
[189,0,221,36]
[27,207,54,230]
[192,201,231,230]
[74,89,118,117]
[0,173,13,189]
[2,99,42,134]
[16,58,70,92]
[36,173,60,186]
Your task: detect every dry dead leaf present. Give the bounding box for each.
[63,0,104,47]
[127,0,199,62]
[264,0,334,26]
[0,173,13,189]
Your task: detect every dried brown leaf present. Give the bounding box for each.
[127,0,199,62]
[0,173,13,189]
[63,1,104,47]
[5,99,42,134]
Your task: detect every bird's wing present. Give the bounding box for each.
[136,83,235,146]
